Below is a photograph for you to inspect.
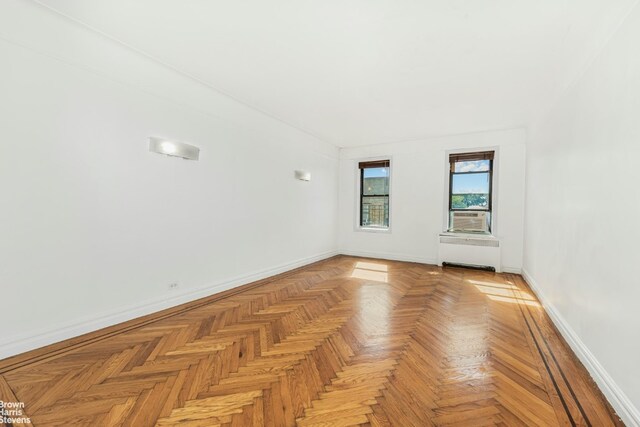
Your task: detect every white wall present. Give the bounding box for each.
[338,128,526,272]
[0,1,338,359]
[523,3,640,423]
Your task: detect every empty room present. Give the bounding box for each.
[1,0,639,426]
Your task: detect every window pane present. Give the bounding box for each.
[454,159,490,172]
[362,167,389,196]
[451,173,489,194]
[451,173,489,209]
[361,196,389,227]
[451,194,489,209]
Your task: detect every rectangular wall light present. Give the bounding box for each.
[149,137,200,160]
[294,170,311,181]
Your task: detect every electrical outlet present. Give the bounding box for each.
[168,282,179,290]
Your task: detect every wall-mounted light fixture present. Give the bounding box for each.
[294,170,311,181]
[149,137,200,160]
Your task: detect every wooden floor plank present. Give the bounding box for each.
[0,256,622,426]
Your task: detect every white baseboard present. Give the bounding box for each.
[522,269,640,427]
[1,250,339,361]
[502,266,522,274]
[339,249,437,265]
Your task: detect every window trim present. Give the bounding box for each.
[355,157,392,233]
[444,149,498,235]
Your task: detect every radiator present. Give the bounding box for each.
[437,233,501,272]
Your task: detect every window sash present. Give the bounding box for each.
[360,195,389,227]
[359,160,390,228]
[450,206,491,212]
[448,152,494,230]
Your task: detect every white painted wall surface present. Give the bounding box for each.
[338,129,526,272]
[0,1,338,358]
[523,3,640,422]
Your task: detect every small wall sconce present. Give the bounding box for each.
[294,170,311,181]
[149,137,200,160]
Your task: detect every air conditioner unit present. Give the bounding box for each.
[450,211,489,232]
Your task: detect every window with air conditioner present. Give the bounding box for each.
[448,151,494,233]
[358,160,390,229]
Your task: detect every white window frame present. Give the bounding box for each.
[443,147,499,237]
[354,156,393,233]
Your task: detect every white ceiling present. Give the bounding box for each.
[36,0,636,147]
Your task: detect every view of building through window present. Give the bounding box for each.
[359,161,390,228]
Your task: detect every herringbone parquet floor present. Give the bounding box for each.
[0,256,621,426]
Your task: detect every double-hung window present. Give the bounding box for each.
[448,151,494,233]
[359,160,390,229]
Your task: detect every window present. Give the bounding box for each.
[359,160,390,229]
[448,151,494,233]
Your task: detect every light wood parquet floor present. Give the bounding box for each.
[0,256,622,426]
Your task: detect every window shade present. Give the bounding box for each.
[358,160,390,169]
[449,151,494,163]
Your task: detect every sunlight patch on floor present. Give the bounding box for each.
[351,268,389,283]
[355,262,388,272]
[474,284,522,298]
[487,294,540,307]
[351,262,389,283]
[466,279,517,290]
[470,281,540,307]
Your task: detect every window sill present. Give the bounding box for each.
[356,226,391,234]
[440,231,496,239]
